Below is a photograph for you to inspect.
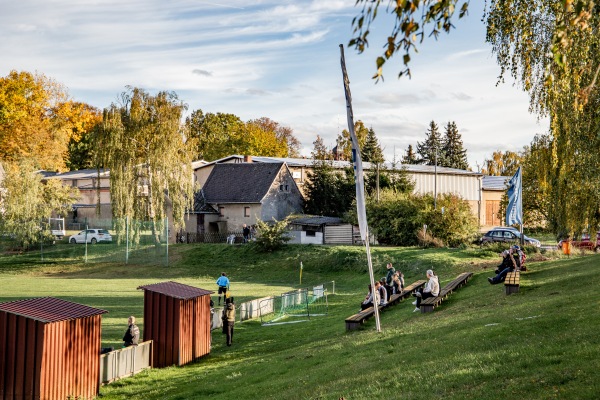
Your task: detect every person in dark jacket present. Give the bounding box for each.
[123,316,140,347]
[488,248,520,284]
[222,297,236,346]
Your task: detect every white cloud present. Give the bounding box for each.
[0,0,548,170]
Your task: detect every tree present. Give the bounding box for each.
[186,110,245,161]
[311,135,329,161]
[481,151,522,176]
[362,127,385,164]
[402,144,419,164]
[63,102,102,170]
[186,111,291,161]
[0,160,78,249]
[441,121,469,169]
[349,0,469,80]
[520,135,553,228]
[249,117,301,157]
[337,120,369,160]
[98,88,196,244]
[485,1,600,235]
[416,121,444,166]
[0,70,72,171]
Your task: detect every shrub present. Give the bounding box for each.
[253,218,292,252]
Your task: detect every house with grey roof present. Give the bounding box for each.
[193,154,487,225]
[193,162,303,234]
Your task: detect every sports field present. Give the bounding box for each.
[1,244,598,399]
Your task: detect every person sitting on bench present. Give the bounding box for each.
[377,280,388,306]
[488,247,520,284]
[391,272,404,295]
[360,284,380,310]
[413,270,439,312]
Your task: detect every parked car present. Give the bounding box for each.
[557,232,600,252]
[69,229,113,244]
[480,227,541,247]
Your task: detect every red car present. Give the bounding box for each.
[557,232,600,252]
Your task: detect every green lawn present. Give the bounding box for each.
[1,244,598,399]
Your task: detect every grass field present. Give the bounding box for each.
[1,243,598,399]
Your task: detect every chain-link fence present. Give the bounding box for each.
[0,217,171,266]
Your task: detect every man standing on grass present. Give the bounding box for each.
[216,272,230,306]
[222,297,236,346]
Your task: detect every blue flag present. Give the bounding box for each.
[505,167,523,226]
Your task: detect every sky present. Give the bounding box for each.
[0,0,548,169]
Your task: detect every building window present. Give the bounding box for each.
[279,184,284,191]
[244,207,250,217]
[285,185,289,191]
[219,206,225,217]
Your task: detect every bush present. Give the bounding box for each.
[253,218,292,252]
[352,190,480,247]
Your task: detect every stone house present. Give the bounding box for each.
[189,162,303,234]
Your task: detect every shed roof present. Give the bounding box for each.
[482,175,509,190]
[290,216,345,226]
[0,297,107,323]
[202,162,284,204]
[137,281,214,299]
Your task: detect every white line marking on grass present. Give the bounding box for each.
[485,323,500,326]
[516,315,541,320]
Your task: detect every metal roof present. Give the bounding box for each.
[0,297,107,323]
[47,168,110,180]
[290,216,345,226]
[193,155,482,176]
[137,281,214,299]
[482,175,509,190]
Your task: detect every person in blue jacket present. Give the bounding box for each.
[216,272,230,305]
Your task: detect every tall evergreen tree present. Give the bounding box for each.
[362,127,385,164]
[441,121,469,169]
[416,121,444,166]
[401,144,419,164]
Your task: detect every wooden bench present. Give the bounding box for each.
[504,271,520,294]
[345,279,426,331]
[420,272,473,313]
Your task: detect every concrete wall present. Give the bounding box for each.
[260,167,304,222]
[287,230,323,244]
[99,341,153,385]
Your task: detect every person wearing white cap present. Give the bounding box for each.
[412,270,439,312]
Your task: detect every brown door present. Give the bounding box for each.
[486,200,501,226]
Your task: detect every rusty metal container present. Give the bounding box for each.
[137,281,213,368]
[0,297,107,400]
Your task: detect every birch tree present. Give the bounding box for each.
[99,88,196,244]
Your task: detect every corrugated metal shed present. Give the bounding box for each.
[0,297,107,400]
[137,281,214,368]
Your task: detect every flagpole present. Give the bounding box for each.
[339,44,381,332]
